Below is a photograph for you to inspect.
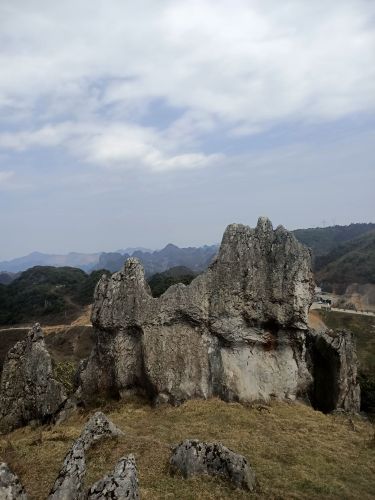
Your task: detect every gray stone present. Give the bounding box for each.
[87,455,139,499]
[77,217,360,413]
[49,412,123,500]
[0,462,28,499]
[307,329,360,413]
[170,439,257,491]
[0,324,67,434]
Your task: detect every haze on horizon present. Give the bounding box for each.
[0,0,374,261]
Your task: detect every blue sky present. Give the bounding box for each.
[0,0,374,259]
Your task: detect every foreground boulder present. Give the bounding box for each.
[78,217,360,413]
[87,455,139,499]
[49,412,123,500]
[170,439,256,491]
[0,324,67,434]
[0,463,28,499]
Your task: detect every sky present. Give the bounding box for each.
[0,0,374,260]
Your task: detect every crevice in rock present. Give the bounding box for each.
[308,336,340,413]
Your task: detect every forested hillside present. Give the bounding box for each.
[293,223,375,291]
[0,266,109,325]
[293,223,375,257]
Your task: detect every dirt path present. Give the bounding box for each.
[311,303,375,317]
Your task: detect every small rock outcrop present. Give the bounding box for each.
[49,412,123,500]
[307,329,360,413]
[0,324,67,434]
[78,217,360,413]
[170,439,256,491]
[0,463,28,499]
[87,455,139,499]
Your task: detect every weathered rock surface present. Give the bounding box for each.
[78,217,360,413]
[87,455,139,499]
[0,463,28,499]
[0,324,67,434]
[307,329,360,413]
[170,439,256,491]
[49,412,123,500]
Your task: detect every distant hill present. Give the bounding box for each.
[147,266,197,297]
[116,247,153,255]
[96,252,130,273]
[293,223,375,258]
[0,266,109,325]
[0,271,18,285]
[0,263,201,325]
[314,231,375,292]
[0,251,100,273]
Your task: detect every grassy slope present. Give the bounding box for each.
[1,399,374,499]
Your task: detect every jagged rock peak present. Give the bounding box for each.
[28,322,44,341]
[77,218,359,413]
[79,218,320,407]
[0,323,67,434]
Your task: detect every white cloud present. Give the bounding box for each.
[0,0,374,170]
[0,121,222,172]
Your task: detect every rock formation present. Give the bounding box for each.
[78,217,360,413]
[87,455,139,499]
[0,463,28,499]
[307,329,360,413]
[49,412,123,500]
[0,324,67,434]
[170,439,256,491]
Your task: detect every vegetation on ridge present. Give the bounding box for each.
[147,266,197,297]
[0,267,109,325]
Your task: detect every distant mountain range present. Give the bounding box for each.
[0,251,100,273]
[1,222,374,289]
[96,244,219,276]
[0,244,219,277]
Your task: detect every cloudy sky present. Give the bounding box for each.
[0,0,374,259]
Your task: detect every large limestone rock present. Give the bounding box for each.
[78,217,360,412]
[0,324,67,434]
[49,412,123,500]
[170,439,256,491]
[87,455,139,499]
[0,463,28,499]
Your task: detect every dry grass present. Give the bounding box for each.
[1,398,374,499]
